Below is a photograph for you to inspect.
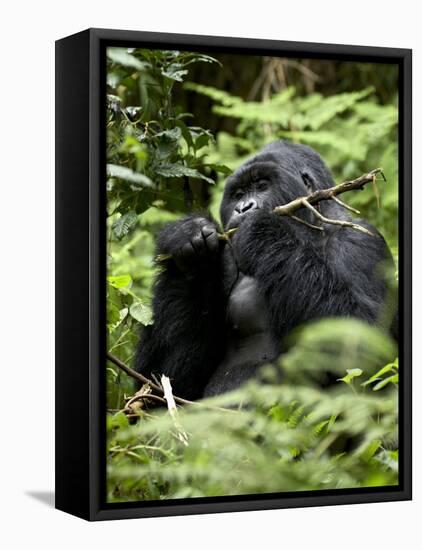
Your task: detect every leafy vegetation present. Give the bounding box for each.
[107,319,398,501]
[106,48,399,502]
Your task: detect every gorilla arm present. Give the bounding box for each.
[135,215,226,400]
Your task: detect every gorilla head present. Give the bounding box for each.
[220,141,337,231]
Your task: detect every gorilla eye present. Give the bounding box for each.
[301,173,314,190]
[255,180,268,191]
[233,190,244,200]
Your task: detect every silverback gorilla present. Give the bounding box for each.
[135,141,396,399]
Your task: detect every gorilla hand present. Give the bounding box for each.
[157,215,221,272]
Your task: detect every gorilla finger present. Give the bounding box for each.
[180,242,196,259]
[189,217,208,232]
[190,233,207,256]
[200,224,217,239]
[173,242,196,271]
[202,227,219,252]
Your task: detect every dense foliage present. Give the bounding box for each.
[106,48,399,502]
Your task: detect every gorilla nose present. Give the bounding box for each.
[235,198,258,214]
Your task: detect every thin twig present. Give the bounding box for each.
[161,375,189,445]
[124,392,167,410]
[162,375,178,415]
[290,214,323,231]
[107,351,236,413]
[108,351,161,391]
[107,351,192,406]
[301,199,373,236]
[332,196,360,214]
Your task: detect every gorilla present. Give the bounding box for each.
[135,141,396,399]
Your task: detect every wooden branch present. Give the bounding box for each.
[107,351,193,406]
[273,168,382,217]
[272,168,384,234]
[107,351,236,413]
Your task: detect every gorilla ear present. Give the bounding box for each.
[301,172,317,192]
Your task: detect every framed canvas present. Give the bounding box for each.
[55,28,412,521]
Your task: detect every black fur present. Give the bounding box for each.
[135,141,397,399]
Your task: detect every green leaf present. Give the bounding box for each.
[107,94,122,112]
[156,163,214,184]
[120,136,148,161]
[109,411,130,431]
[360,439,382,462]
[107,164,153,188]
[361,361,398,387]
[162,64,188,82]
[107,48,145,70]
[184,82,242,106]
[106,301,120,333]
[154,127,182,159]
[327,414,337,432]
[130,301,153,326]
[338,368,363,385]
[107,275,132,289]
[175,119,194,149]
[205,163,233,176]
[107,73,121,90]
[373,374,398,391]
[112,211,138,240]
[268,404,287,423]
[180,53,221,66]
[347,368,364,377]
[155,127,182,141]
[212,88,295,126]
[314,419,330,434]
[303,88,374,130]
[376,449,399,472]
[194,134,211,151]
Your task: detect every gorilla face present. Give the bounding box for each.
[220,141,336,231]
[221,160,280,230]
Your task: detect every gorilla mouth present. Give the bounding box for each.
[226,207,261,231]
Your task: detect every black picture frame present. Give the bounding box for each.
[55,28,412,521]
